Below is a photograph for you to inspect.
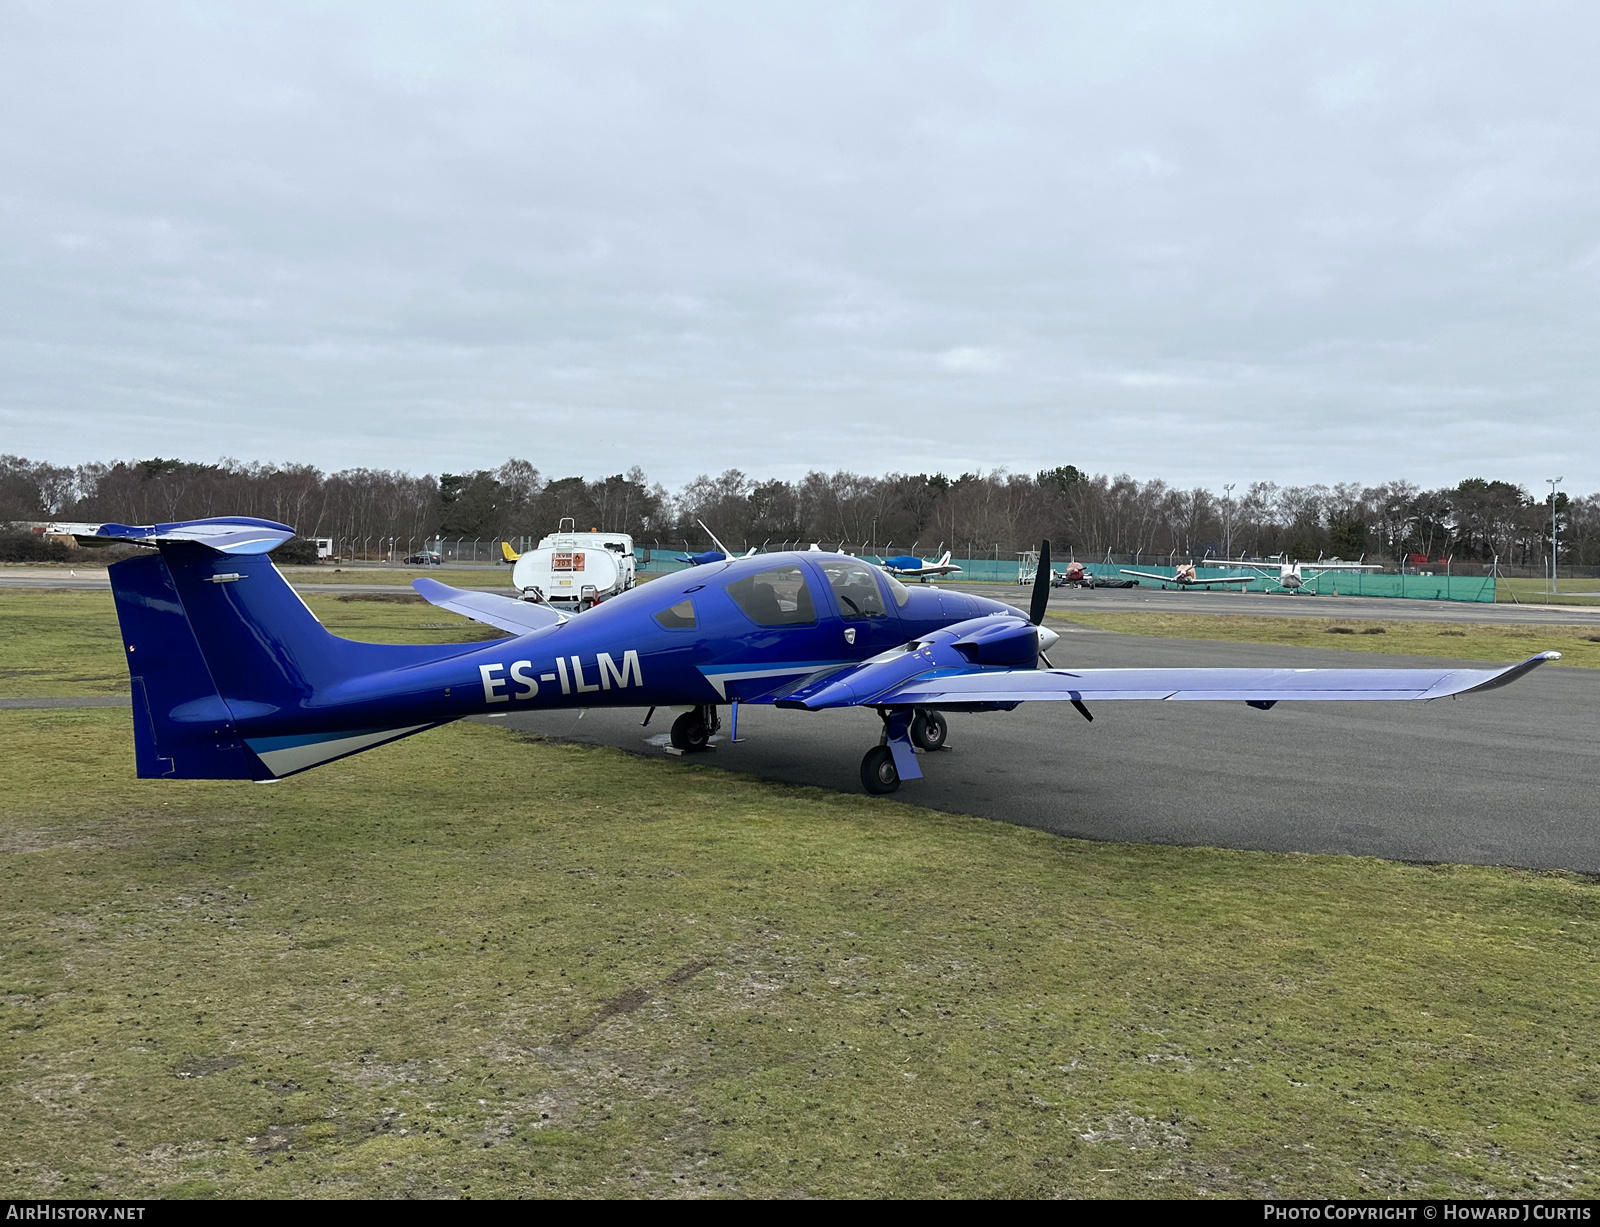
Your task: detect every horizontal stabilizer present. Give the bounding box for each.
[412,578,565,635]
[57,516,295,555]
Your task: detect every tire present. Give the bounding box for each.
[860,745,900,795]
[670,710,710,752]
[911,709,948,752]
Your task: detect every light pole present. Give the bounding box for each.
[1222,483,1235,560]
[1549,477,1563,594]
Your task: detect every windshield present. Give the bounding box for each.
[817,558,889,619]
[879,569,911,607]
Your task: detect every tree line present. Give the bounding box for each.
[2,454,1594,568]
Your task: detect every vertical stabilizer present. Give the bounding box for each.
[109,552,263,779]
[107,534,486,780]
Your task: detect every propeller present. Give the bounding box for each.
[1029,538,1052,625]
[1029,538,1059,668]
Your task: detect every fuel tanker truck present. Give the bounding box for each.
[502,519,637,612]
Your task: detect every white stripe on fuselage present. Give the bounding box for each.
[697,664,821,699]
[250,725,429,777]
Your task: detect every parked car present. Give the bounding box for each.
[404,551,443,565]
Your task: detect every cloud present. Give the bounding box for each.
[936,346,1003,373]
[0,2,1595,493]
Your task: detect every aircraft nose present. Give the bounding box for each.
[1037,625,1060,654]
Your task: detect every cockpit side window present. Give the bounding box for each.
[820,559,889,619]
[724,565,816,626]
[653,598,697,629]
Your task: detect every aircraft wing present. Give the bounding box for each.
[777,651,1560,710]
[412,578,564,635]
[874,654,1560,705]
[1117,568,1252,586]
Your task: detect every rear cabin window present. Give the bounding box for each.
[654,598,697,629]
[818,558,889,619]
[725,565,816,626]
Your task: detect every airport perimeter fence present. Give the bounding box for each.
[633,549,1499,602]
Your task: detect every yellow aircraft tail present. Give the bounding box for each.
[500,541,521,563]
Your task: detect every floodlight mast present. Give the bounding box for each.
[1549,477,1563,595]
[1222,484,1235,561]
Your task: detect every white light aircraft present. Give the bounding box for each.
[1207,555,1383,594]
[1119,561,1256,589]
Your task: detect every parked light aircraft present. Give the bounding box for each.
[91,517,1558,795]
[880,550,961,581]
[1063,561,1138,589]
[677,520,758,567]
[1119,562,1256,589]
[1206,555,1382,594]
[1017,557,1136,589]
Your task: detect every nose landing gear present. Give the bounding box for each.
[860,745,900,794]
[860,708,948,794]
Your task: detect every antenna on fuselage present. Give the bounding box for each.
[696,518,737,560]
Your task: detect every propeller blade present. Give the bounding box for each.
[1029,538,1052,626]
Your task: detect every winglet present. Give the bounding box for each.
[1450,651,1562,696]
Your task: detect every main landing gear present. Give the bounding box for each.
[669,705,720,752]
[911,709,948,752]
[860,707,949,795]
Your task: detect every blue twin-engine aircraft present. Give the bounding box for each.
[879,549,962,581]
[96,517,1558,795]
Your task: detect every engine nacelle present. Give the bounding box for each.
[950,617,1040,668]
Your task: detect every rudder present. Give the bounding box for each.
[109,552,264,779]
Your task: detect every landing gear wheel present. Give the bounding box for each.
[860,745,900,795]
[911,709,948,752]
[670,710,710,752]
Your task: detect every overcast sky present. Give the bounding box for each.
[3,1,1599,493]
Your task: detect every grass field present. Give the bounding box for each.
[0,591,504,699]
[1057,611,1600,669]
[279,566,513,587]
[1496,579,1600,607]
[4,590,1599,1198]
[4,709,1598,1199]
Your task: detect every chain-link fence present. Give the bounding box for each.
[326,537,510,565]
[634,549,1507,602]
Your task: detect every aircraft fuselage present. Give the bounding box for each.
[262,553,1018,743]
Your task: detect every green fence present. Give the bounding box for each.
[1067,564,1495,602]
[634,551,1496,603]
